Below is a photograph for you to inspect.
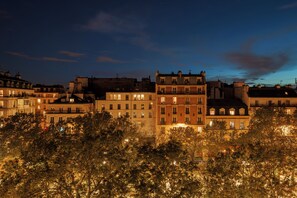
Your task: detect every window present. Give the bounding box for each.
[185,117,190,124]
[173,97,177,104]
[197,117,202,124]
[278,100,282,106]
[141,112,144,118]
[133,104,137,110]
[149,112,152,118]
[172,87,177,93]
[255,100,259,106]
[161,107,165,114]
[149,95,152,100]
[59,117,63,122]
[0,101,3,108]
[186,107,190,114]
[37,98,41,103]
[133,112,137,118]
[240,122,245,129]
[239,108,245,115]
[141,104,144,110]
[125,104,129,110]
[185,88,189,93]
[219,108,225,115]
[210,108,215,115]
[198,98,202,104]
[149,102,153,109]
[230,121,235,129]
[185,98,190,104]
[160,118,165,124]
[173,117,177,123]
[141,94,144,100]
[172,78,177,84]
[173,107,177,114]
[0,90,3,97]
[286,100,290,106]
[109,104,113,110]
[160,78,165,84]
[209,120,213,127]
[43,99,46,104]
[117,94,121,100]
[76,108,80,113]
[117,104,121,110]
[229,108,235,115]
[198,126,202,133]
[125,95,129,100]
[198,88,202,93]
[286,109,291,114]
[50,117,54,123]
[68,107,71,113]
[70,98,74,103]
[161,97,165,104]
[198,108,202,114]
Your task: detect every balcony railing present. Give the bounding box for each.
[157,91,205,95]
[46,110,85,114]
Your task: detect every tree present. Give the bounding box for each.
[205,107,297,197]
[0,113,203,197]
[169,127,203,161]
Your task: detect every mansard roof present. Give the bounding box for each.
[248,87,297,98]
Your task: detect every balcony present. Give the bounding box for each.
[157,91,205,95]
[46,110,85,114]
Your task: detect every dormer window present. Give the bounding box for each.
[210,108,215,115]
[160,78,165,84]
[219,108,225,115]
[229,108,235,115]
[70,98,74,103]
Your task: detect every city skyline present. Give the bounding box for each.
[1,0,297,85]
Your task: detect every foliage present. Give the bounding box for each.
[0,113,202,197]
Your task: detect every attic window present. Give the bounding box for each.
[285,92,288,95]
[70,98,74,103]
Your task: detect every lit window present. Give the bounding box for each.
[0,101,3,107]
[149,102,153,109]
[230,121,235,129]
[70,98,74,103]
[173,97,177,104]
[37,98,41,103]
[230,109,235,115]
[141,94,144,100]
[210,108,215,115]
[209,120,213,127]
[141,104,144,109]
[117,94,121,100]
[0,90,3,97]
[198,126,202,133]
[133,112,137,118]
[161,97,165,104]
[239,108,245,115]
[118,112,121,117]
[240,122,245,129]
[0,111,3,117]
[141,112,144,118]
[37,105,40,110]
[286,109,291,114]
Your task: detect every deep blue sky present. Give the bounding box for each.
[1,0,297,86]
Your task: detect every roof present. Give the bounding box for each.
[248,87,297,98]
[52,94,92,104]
[207,98,248,108]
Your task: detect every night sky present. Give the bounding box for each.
[1,0,297,86]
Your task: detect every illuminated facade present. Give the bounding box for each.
[0,72,35,117]
[96,92,156,137]
[155,71,207,140]
[45,94,93,126]
[248,85,297,115]
[33,84,64,115]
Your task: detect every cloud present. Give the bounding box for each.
[82,12,173,55]
[42,57,77,63]
[225,51,289,80]
[96,56,126,64]
[279,2,297,10]
[82,12,145,35]
[6,51,39,60]
[58,50,85,57]
[6,51,77,63]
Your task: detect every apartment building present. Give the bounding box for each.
[0,72,35,117]
[96,92,155,137]
[45,94,93,126]
[248,85,297,115]
[155,71,207,140]
[33,84,64,115]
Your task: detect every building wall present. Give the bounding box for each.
[96,92,156,137]
[155,71,207,141]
